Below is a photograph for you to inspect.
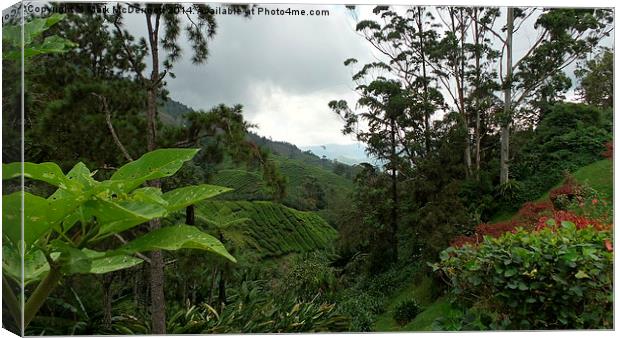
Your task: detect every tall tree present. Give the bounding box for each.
[474,8,614,184]
[105,3,248,332]
[575,49,613,109]
[329,79,409,264]
[351,6,445,161]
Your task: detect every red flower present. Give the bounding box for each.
[604,240,613,252]
[535,210,608,231]
[602,140,613,159]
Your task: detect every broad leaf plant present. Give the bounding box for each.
[2,148,236,329]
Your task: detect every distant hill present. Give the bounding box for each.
[301,144,375,165]
[159,98,357,226]
[158,98,360,178]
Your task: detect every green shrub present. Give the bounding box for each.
[277,252,337,302]
[511,103,611,207]
[393,299,421,326]
[434,223,613,329]
[336,291,383,332]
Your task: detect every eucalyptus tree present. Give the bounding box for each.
[575,49,613,109]
[351,6,445,159]
[474,8,614,184]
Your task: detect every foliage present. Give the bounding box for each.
[435,223,613,329]
[392,299,421,326]
[575,49,613,109]
[300,176,327,210]
[277,252,337,302]
[565,184,612,225]
[602,140,613,159]
[535,211,608,232]
[108,281,350,334]
[335,263,419,331]
[549,175,584,209]
[1,148,235,328]
[515,201,554,223]
[2,14,75,60]
[512,103,611,206]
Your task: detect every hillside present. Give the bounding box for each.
[374,158,614,331]
[301,143,374,165]
[159,98,360,178]
[159,98,356,219]
[195,200,338,258]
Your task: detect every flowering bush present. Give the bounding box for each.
[536,210,609,232]
[516,201,554,223]
[549,176,583,210]
[435,223,613,329]
[451,221,525,247]
[565,184,613,226]
[602,140,613,159]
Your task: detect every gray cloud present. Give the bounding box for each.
[122,4,375,146]
[118,4,614,146]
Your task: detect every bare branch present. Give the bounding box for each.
[91,93,134,162]
[114,234,152,264]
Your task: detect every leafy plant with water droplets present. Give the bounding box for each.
[2,148,236,329]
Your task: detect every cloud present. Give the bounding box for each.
[120,4,613,147]
[246,79,359,146]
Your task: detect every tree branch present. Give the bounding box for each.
[113,234,152,264]
[91,93,134,162]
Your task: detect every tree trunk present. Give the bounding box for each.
[217,270,226,312]
[389,118,399,263]
[102,273,114,330]
[417,8,432,156]
[500,8,514,185]
[144,10,167,334]
[474,9,482,180]
[459,8,472,178]
[185,205,195,225]
[208,267,217,305]
[450,8,471,178]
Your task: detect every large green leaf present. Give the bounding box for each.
[2,191,54,248]
[2,245,143,285]
[110,148,200,192]
[2,245,60,286]
[3,162,75,190]
[90,199,168,237]
[82,249,143,274]
[162,184,232,212]
[116,225,236,262]
[131,187,168,206]
[50,240,91,274]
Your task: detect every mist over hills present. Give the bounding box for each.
[159,98,374,166]
[300,144,374,165]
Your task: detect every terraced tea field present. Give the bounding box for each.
[196,200,338,257]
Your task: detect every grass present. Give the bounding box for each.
[373,274,458,332]
[536,158,613,202]
[491,158,613,222]
[402,297,459,331]
[381,159,613,332]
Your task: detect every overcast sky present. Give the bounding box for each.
[119,4,377,147]
[76,3,614,147]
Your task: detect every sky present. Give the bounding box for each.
[23,2,613,148]
[118,3,613,148]
[121,4,377,147]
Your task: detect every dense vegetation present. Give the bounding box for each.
[1,3,614,335]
